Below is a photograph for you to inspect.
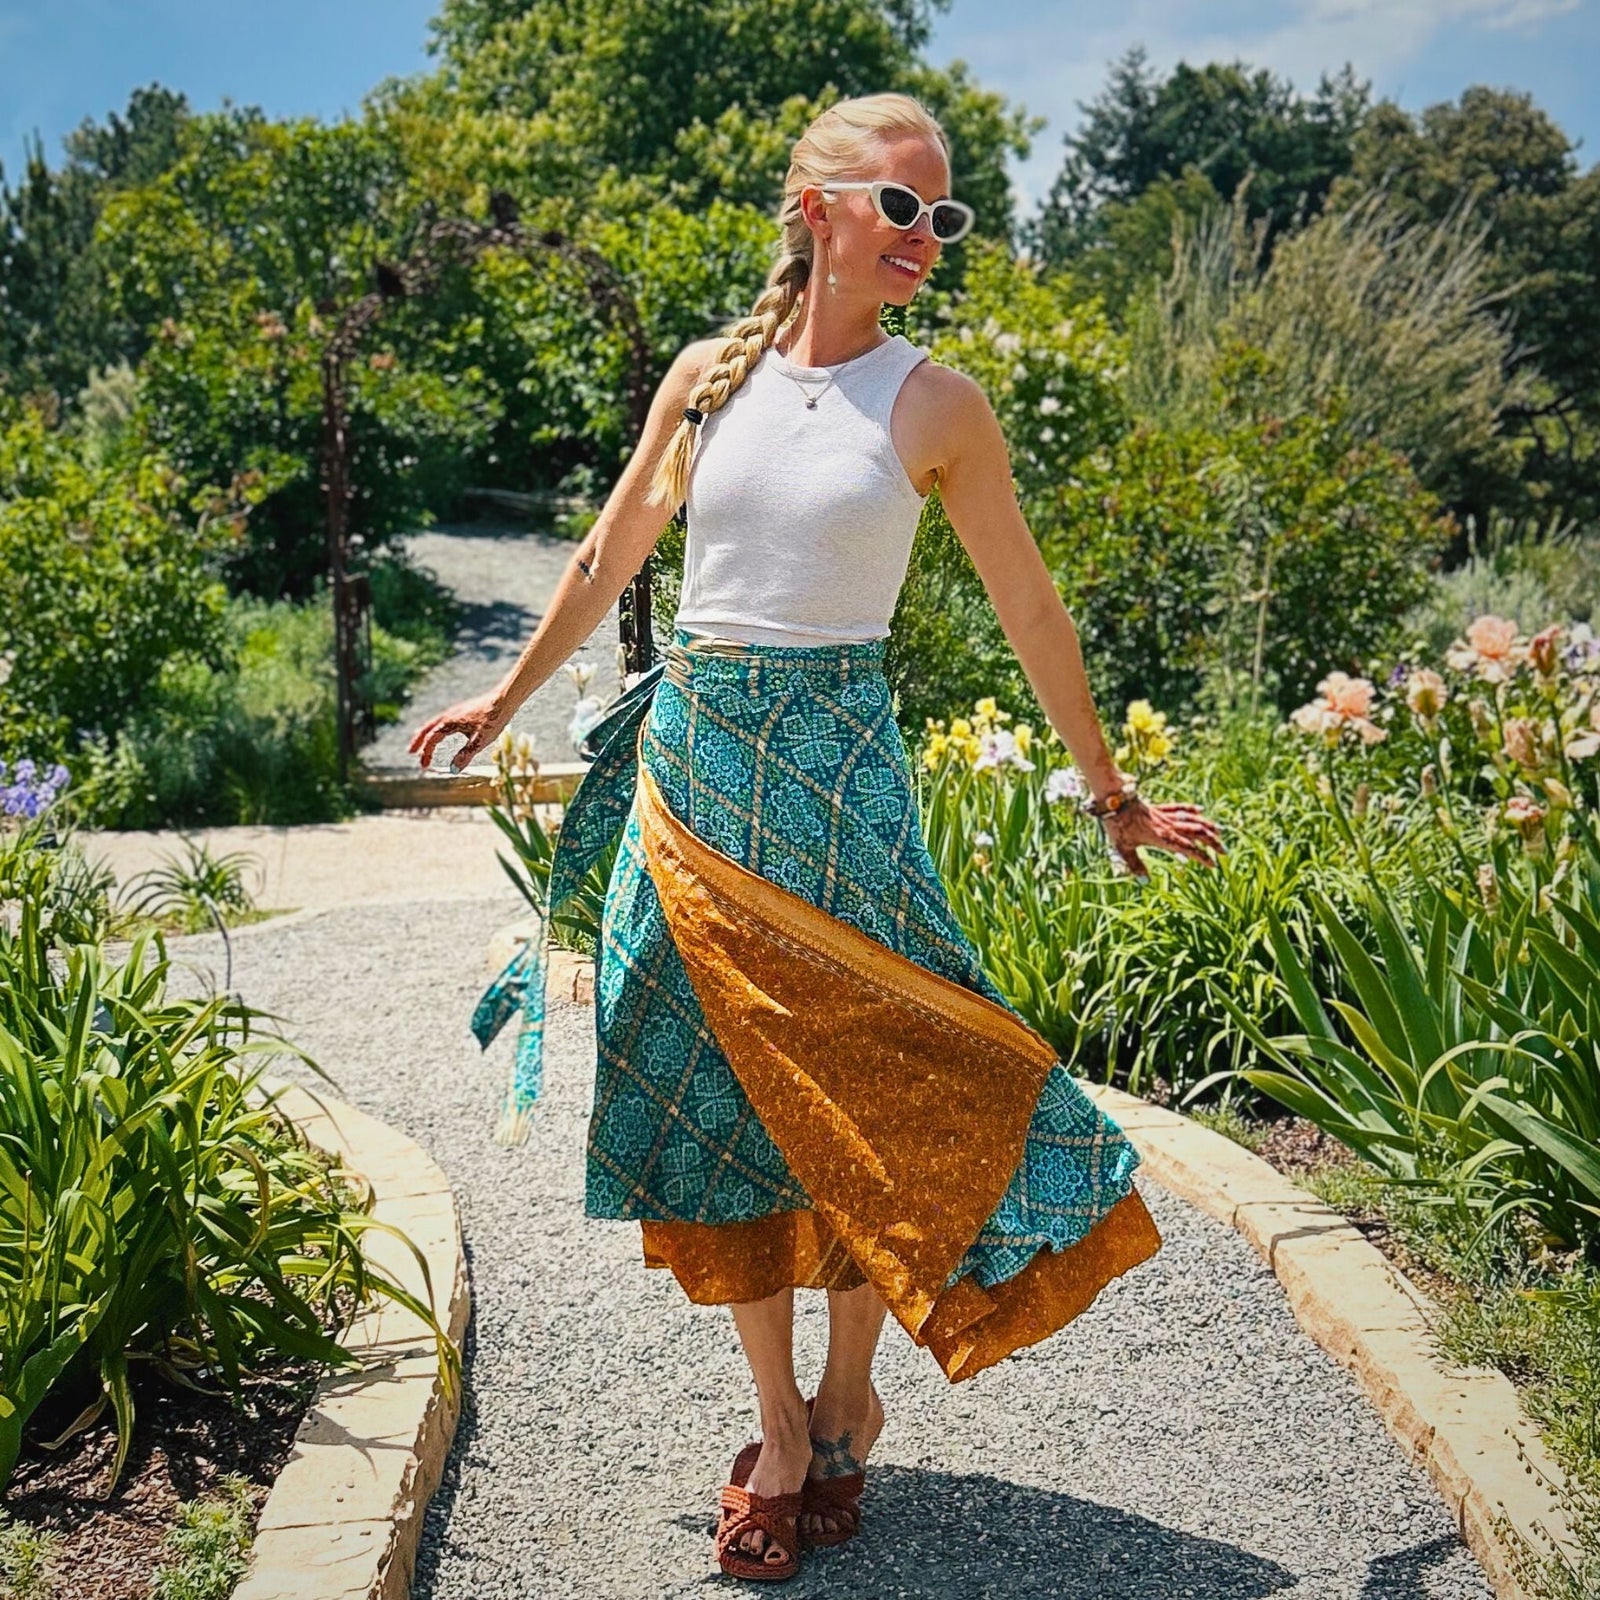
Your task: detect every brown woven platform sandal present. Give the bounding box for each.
[800,1396,866,1548]
[714,1440,805,1582]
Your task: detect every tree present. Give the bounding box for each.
[1028,46,1370,273]
[0,86,189,400]
[394,0,1033,242]
[1335,85,1600,526]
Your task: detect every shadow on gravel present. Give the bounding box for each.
[676,1461,1300,1597]
[1360,1534,1471,1599]
[412,1327,1458,1600]
[441,596,546,657]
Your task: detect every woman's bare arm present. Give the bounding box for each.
[408,337,718,771]
[486,337,722,717]
[929,368,1126,802]
[925,368,1225,874]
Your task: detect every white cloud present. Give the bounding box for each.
[1307,0,1578,26]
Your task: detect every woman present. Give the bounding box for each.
[410,91,1224,1583]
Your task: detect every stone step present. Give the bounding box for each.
[353,761,589,810]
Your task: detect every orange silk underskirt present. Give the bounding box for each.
[631,738,1162,1384]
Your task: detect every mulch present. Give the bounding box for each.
[2,1356,321,1600]
[1247,1112,1463,1307]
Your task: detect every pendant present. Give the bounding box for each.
[804,397,817,409]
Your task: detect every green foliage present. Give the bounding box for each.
[149,1475,256,1600]
[1289,1156,1600,1597]
[0,86,189,401]
[73,359,138,466]
[0,831,457,1496]
[1208,811,1600,1257]
[415,0,1022,230]
[1030,45,1371,268]
[96,593,346,830]
[97,109,500,598]
[0,397,238,769]
[1341,84,1600,526]
[1123,182,1533,514]
[115,836,260,936]
[0,1508,62,1599]
[1044,379,1450,717]
[130,298,497,601]
[455,196,782,495]
[482,742,610,958]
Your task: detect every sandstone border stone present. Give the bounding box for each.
[1079,1081,1582,1600]
[233,1077,470,1600]
[494,938,1585,1597]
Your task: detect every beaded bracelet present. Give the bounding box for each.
[1080,780,1139,819]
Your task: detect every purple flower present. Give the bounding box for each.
[0,756,71,820]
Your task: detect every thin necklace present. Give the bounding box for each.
[772,334,889,410]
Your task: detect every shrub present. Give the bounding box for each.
[0,397,239,770]
[0,823,457,1494]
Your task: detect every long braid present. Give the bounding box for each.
[646,254,809,510]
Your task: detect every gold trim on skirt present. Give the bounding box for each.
[632,733,1161,1383]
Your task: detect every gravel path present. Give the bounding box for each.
[363,520,628,774]
[159,900,1497,1600]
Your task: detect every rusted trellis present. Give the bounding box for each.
[319,194,660,781]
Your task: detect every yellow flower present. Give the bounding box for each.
[1125,700,1165,735]
[1013,724,1033,755]
[921,732,950,770]
[974,697,998,722]
[950,717,972,740]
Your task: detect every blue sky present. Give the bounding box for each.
[2,0,1593,224]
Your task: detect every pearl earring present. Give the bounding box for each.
[825,240,837,296]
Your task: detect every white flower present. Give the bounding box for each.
[1039,426,1056,443]
[973,729,1035,772]
[567,695,608,751]
[1045,767,1085,804]
[974,829,994,847]
[1039,395,1061,415]
[565,660,597,694]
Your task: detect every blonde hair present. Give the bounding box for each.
[645,91,951,510]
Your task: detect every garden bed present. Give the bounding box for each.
[1,1358,319,1600]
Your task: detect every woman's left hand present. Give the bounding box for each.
[1098,797,1226,879]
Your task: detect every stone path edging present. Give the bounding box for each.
[491,930,1584,1597]
[1079,1081,1582,1600]
[232,1076,470,1600]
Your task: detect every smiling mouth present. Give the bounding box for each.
[881,255,922,277]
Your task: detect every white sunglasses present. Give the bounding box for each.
[817,180,975,243]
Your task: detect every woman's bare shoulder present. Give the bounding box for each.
[897,350,994,491]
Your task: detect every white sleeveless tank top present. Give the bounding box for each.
[674,332,932,646]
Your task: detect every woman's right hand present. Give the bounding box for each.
[407,689,513,773]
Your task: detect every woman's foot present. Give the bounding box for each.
[800,1382,884,1542]
[726,1400,813,1567]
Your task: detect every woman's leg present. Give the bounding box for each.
[727,1287,812,1563]
[802,1279,890,1539]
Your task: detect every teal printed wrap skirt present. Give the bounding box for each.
[472,628,1160,1355]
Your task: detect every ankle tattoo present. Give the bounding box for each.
[810,1429,864,1478]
